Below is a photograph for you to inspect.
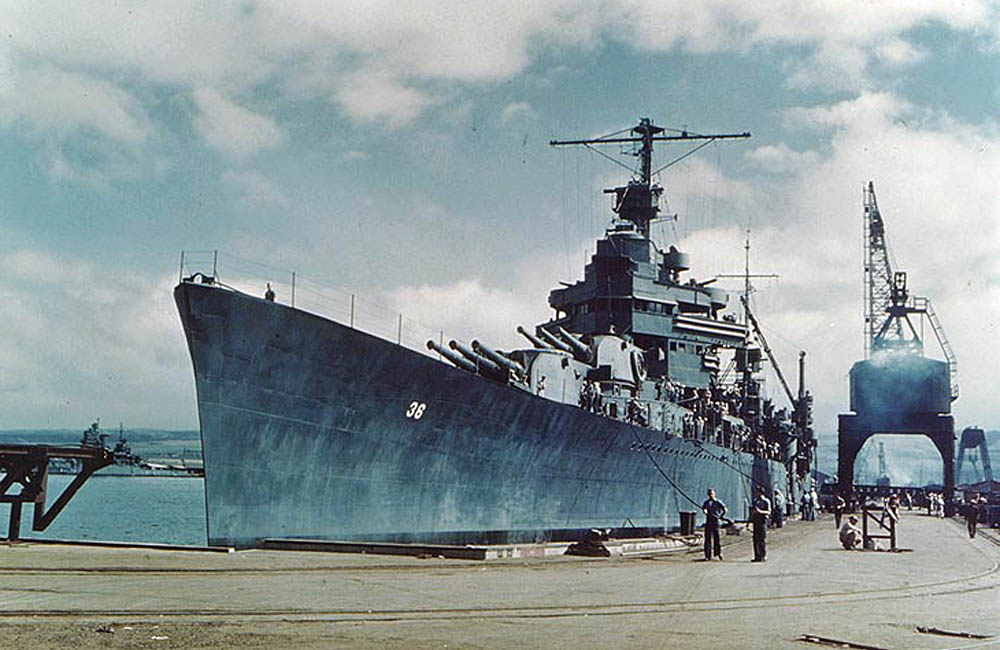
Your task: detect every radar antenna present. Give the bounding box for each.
[550,118,750,237]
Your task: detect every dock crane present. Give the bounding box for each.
[956,427,993,485]
[839,182,959,515]
[863,182,958,400]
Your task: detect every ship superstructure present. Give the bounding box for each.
[175,118,814,547]
[428,119,814,483]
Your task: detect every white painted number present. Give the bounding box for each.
[406,401,427,419]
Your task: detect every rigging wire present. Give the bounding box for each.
[584,143,637,175]
[711,143,722,230]
[627,425,702,509]
[651,138,719,177]
[591,125,636,141]
[629,419,773,511]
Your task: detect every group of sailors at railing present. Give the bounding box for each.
[577,377,787,462]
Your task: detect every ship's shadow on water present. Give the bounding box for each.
[1,475,206,546]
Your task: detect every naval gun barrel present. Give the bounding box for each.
[472,340,525,375]
[537,327,574,354]
[517,325,553,350]
[427,340,477,373]
[448,340,505,376]
[555,326,591,363]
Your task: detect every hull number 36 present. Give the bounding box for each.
[405,401,427,419]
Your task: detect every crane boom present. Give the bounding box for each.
[864,182,897,357]
[741,295,795,408]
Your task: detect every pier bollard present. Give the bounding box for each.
[679,511,696,536]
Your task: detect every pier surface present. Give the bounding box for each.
[1,513,997,649]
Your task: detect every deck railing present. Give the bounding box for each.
[178,250,460,361]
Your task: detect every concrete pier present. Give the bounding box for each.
[1,513,998,649]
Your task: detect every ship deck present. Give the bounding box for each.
[1,512,998,649]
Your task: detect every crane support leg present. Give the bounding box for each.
[838,414,954,515]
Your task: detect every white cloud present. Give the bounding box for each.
[619,1,995,89]
[784,91,906,131]
[0,63,150,144]
[730,91,1000,440]
[500,102,537,124]
[5,0,996,140]
[746,143,821,173]
[221,170,290,210]
[1,249,66,282]
[0,59,158,185]
[875,38,927,68]
[385,279,544,351]
[0,249,195,428]
[334,71,438,129]
[192,88,285,161]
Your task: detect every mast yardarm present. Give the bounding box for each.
[550,118,750,237]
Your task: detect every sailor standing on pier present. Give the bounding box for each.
[701,488,727,561]
[771,488,785,528]
[751,486,771,562]
[965,495,982,539]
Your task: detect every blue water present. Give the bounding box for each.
[1,475,206,545]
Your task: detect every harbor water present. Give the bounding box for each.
[1,475,206,546]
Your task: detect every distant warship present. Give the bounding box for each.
[67,420,203,477]
[175,118,815,547]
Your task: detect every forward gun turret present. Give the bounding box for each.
[537,328,573,354]
[427,340,477,373]
[555,326,592,364]
[473,340,526,376]
[449,340,505,377]
[517,325,553,350]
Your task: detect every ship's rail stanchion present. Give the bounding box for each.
[1,445,113,541]
[861,504,897,552]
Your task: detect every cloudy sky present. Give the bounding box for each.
[2,2,998,472]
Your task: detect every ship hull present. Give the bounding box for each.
[175,282,788,547]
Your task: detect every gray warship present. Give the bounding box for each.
[175,119,815,547]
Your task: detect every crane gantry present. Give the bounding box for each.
[863,181,958,400]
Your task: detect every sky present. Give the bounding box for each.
[1,2,999,475]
